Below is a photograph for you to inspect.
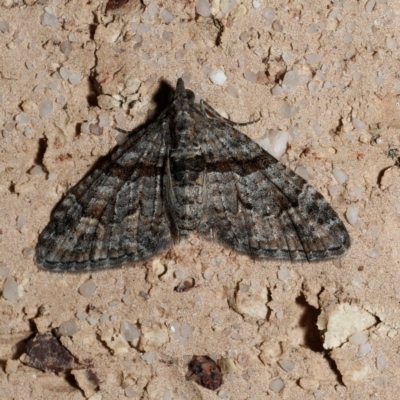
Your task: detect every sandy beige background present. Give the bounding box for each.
[1,0,400,399]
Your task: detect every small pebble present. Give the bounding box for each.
[180,323,194,338]
[24,127,32,137]
[269,378,284,393]
[174,270,185,279]
[349,332,368,345]
[272,20,283,32]
[161,9,174,24]
[108,300,120,307]
[22,247,35,258]
[282,70,299,91]
[87,317,98,326]
[196,0,211,17]
[169,321,181,339]
[89,124,103,136]
[262,7,275,20]
[376,354,386,371]
[121,321,141,341]
[278,359,295,372]
[0,21,10,33]
[30,165,43,175]
[329,185,343,197]
[59,67,71,80]
[244,70,257,83]
[278,102,299,118]
[343,33,353,44]
[115,132,128,145]
[100,313,109,323]
[38,100,53,118]
[209,70,227,86]
[226,86,240,98]
[76,312,88,321]
[41,11,58,27]
[306,53,321,65]
[288,126,300,139]
[346,206,358,225]
[15,112,30,124]
[0,264,9,277]
[142,352,156,363]
[278,265,290,281]
[366,247,380,258]
[333,168,348,184]
[17,215,26,231]
[60,40,72,55]
[59,321,79,336]
[352,118,366,129]
[296,166,313,181]
[359,342,371,355]
[272,85,283,96]
[162,31,172,42]
[125,387,138,398]
[175,49,186,60]
[69,73,82,85]
[181,72,191,85]
[79,279,96,298]
[3,277,18,301]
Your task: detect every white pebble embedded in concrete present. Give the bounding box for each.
[244,70,257,83]
[352,118,366,129]
[278,359,295,372]
[17,215,26,231]
[262,7,275,20]
[269,378,284,393]
[333,168,348,184]
[15,112,30,124]
[121,321,141,342]
[161,9,174,24]
[2,277,18,301]
[41,11,58,27]
[69,73,82,85]
[256,129,288,159]
[209,70,227,86]
[79,279,96,298]
[346,206,358,225]
[278,102,299,118]
[196,0,211,17]
[349,332,368,345]
[306,53,321,65]
[38,100,53,118]
[282,70,299,91]
[30,165,42,175]
[59,321,79,336]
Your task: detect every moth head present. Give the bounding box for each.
[171,78,195,104]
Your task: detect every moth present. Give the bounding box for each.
[35,78,350,271]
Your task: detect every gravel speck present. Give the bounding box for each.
[59,321,79,336]
[38,100,53,118]
[196,0,211,17]
[79,279,96,298]
[41,11,58,27]
[209,70,227,86]
[3,277,18,301]
[121,321,141,341]
[278,359,295,372]
[161,9,174,24]
[15,112,30,124]
[60,40,72,55]
[30,165,43,175]
[269,378,284,393]
[349,332,368,345]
